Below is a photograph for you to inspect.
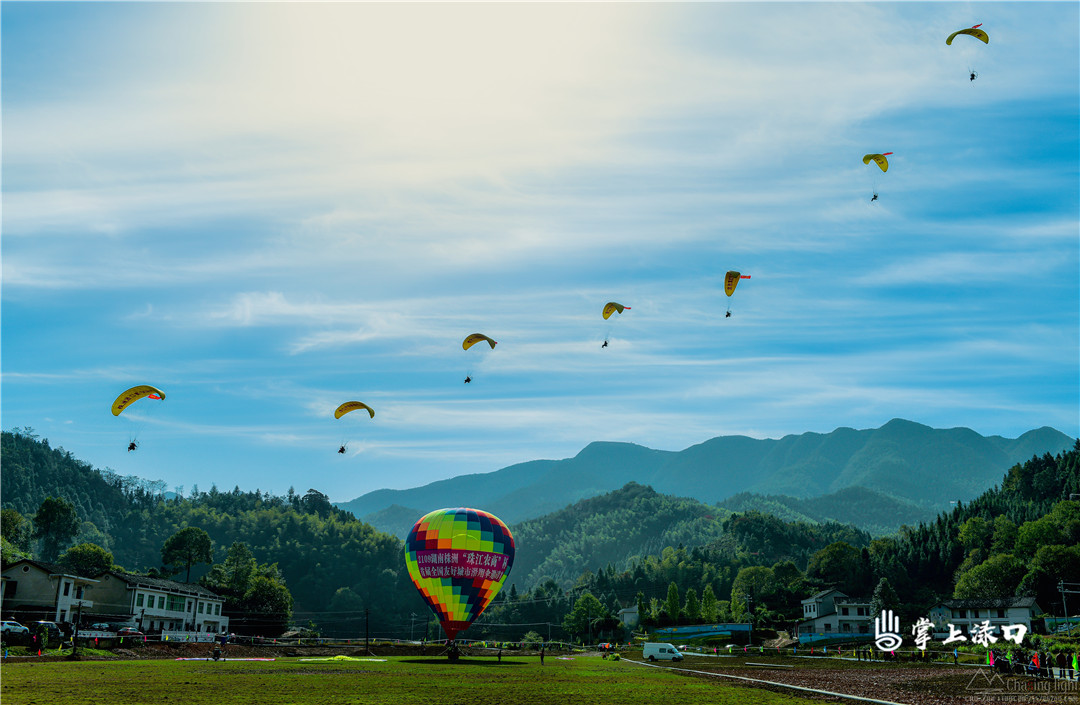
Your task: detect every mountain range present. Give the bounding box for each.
[337,419,1074,538]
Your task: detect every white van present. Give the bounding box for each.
[643,642,683,662]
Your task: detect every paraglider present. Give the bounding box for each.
[946,24,988,46]
[334,401,375,420]
[863,153,893,201]
[863,153,893,173]
[112,385,165,416]
[112,385,164,451]
[334,402,373,455]
[462,334,497,351]
[462,334,496,384]
[602,302,629,320]
[724,271,751,317]
[405,508,515,649]
[947,25,988,82]
[601,302,629,348]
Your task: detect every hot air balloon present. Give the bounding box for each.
[405,508,515,645]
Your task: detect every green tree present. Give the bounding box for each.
[870,577,901,620]
[807,541,866,595]
[665,582,681,624]
[683,587,701,623]
[1,509,31,551]
[562,592,607,642]
[32,496,79,561]
[58,542,114,576]
[244,574,294,634]
[954,553,1027,599]
[701,584,719,623]
[731,566,777,621]
[161,526,214,582]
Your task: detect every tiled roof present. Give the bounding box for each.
[802,588,847,603]
[938,597,1040,610]
[100,571,222,598]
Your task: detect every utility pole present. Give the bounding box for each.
[365,607,370,653]
[72,601,83,657]
[410,613,417,642]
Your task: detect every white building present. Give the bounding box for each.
[929,597,1042,639]
[797,588,874,642]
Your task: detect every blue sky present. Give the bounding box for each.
[2,2,1077,504]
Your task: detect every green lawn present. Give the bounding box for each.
[0,654,836,705]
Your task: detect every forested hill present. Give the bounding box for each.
[508,481,870,589]
[340,419,1073,532]
[0,429,427,636]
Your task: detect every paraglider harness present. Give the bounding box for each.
[210,645,225,661]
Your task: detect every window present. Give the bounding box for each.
[158,596,166,610]
[215,604,220,616]
[997,609,1006,618]
[60,609,67,622]
[859,625,869,634]
[824,623,832,631]
[63,582,71,597]
[136,593,144,607]
[957,609,966,618]
[5,581,16,598]
[167,595,185,612]
[76,586,84,599]
[188,601,193,613]
[841,607,849,616]
[972,610,979,618]
[842,623,851,632]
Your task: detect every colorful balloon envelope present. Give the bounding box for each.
[405,508,515,642]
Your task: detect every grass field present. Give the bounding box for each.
[0,653,841,705]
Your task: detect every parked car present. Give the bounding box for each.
[117,627,144,637]
[32,621,62,641]
[1,620,29,636]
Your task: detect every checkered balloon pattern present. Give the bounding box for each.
[405,507,516,641]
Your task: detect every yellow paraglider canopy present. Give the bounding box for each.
[724,271,751,297]
[462,333,497,351]
[602,302,630,320]
[946,26,989,45]
[334,401,375,419]
[863,153,893,173]
[111,385,165,416]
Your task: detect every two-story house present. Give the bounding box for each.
[91,571,228,634]
[797,588,874,644]
[929,597,1043,639]
[1,559,99,626]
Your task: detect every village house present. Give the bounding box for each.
[92,571,228,634]
[1,559,99,626]
[797,588,874,643]
[928,596,1043,639]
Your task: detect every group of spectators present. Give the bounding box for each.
[992,648,1079,679]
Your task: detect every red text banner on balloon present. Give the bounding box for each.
[415,550,510,579]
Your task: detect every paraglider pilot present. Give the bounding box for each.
[464,376,472,384]
[338,445,347,454]
[601,340,608,348]
[725,311,732,318]
[870,193,878,202]
[127,441,138,452]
